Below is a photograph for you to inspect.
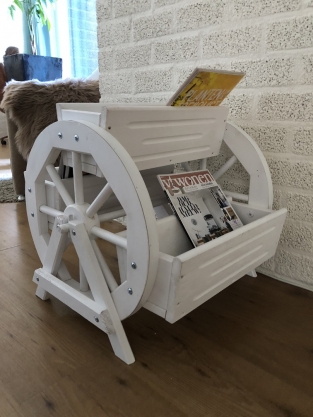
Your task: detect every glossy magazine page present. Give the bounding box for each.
[157,170,244,247]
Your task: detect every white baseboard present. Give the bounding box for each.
[257,268,313,293]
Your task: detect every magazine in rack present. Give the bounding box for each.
[157,170,244,248]
[167,68,245,107]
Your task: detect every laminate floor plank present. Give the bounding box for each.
[0,201,312,416]
[0,203,33,251]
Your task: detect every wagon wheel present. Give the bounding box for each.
[25,120,159,322]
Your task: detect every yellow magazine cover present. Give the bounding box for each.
[167,68,245,106]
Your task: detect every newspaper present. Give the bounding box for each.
[157,169,243,247]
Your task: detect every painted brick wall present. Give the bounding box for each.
[96,0,313,290]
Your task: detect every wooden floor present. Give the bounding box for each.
[1,147,313,417]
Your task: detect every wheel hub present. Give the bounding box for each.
[64,203,100,236]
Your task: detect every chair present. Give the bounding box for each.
[0,76,100,198]
[0,63,8,145]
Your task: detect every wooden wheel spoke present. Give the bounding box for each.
[213,155,237,180]
[79,262,89,292]
[72,151,84,205]
[43,220,69,275]
[46,164,74,207]
[91,240,118,292]
[86,183,113,218]
[91,226,127,249]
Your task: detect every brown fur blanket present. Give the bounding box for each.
[1,78,100,159]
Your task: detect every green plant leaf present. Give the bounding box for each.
[13,0,23,11]
[8,0,57,52]
[8,5,16,19]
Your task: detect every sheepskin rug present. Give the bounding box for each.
[1,78,100,159]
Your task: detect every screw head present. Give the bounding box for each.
[72,230,76,236]
[28,187,31,193]
[31,212,34,217]
[74,135,79,142]
[248,212,254,217]
[131,262,137,269]
[128,288,133,295]
[58,132,62,138]
[94,316,99,323]
[36,277,39,282]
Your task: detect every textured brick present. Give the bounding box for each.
[259,255,276,272]
[98,49,114,71]
[276,249,313,286]
[280,220,313,253]
[241,125,288,153]
[203,26,261,57]
[113,0,150,17]
[98,19,131,47]
[267,158,313,190]
[100,71,132,94]
[207,144,249,181]
[96,0,112,21]
[228,163,250,181]
[272,189,283,211]
[100,94,168,104]
[225,93,254,120]
[155,0,175,8]
[257,93,313,121]
[267,16,313,50]
[229,0,300,19]
[153,37,199,64]
[134,68,173,93]
[231,58,295,87]
[292,128,313,156]
[133,12,173,42]
[130,94,169,103]
[175,66,198,88]
[218,179,249,195]
[176,1,225,32]
[115,45,151,69]
[286,192,313,221]
[302,54,313,84]
[206,142,231,174]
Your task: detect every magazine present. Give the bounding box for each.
[157,169,244,247]
[167,68,245,107]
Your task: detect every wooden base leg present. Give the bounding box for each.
[35,285,50,300]
[34,266,135,364]
[108,331,135,365]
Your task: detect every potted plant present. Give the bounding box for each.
[4,0,62,82]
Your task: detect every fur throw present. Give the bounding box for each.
[1,78,100,159]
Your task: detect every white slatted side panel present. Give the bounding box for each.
[105,106,229,170]
[56,103,107,127]
[165,208,287,324]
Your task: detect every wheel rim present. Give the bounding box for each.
[25,120,159,320]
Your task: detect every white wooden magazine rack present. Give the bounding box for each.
[25,104,287,364]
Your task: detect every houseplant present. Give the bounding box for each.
[5,0,62,82]
[9,0,56,56]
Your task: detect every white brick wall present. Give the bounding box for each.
[97,0,313,290]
